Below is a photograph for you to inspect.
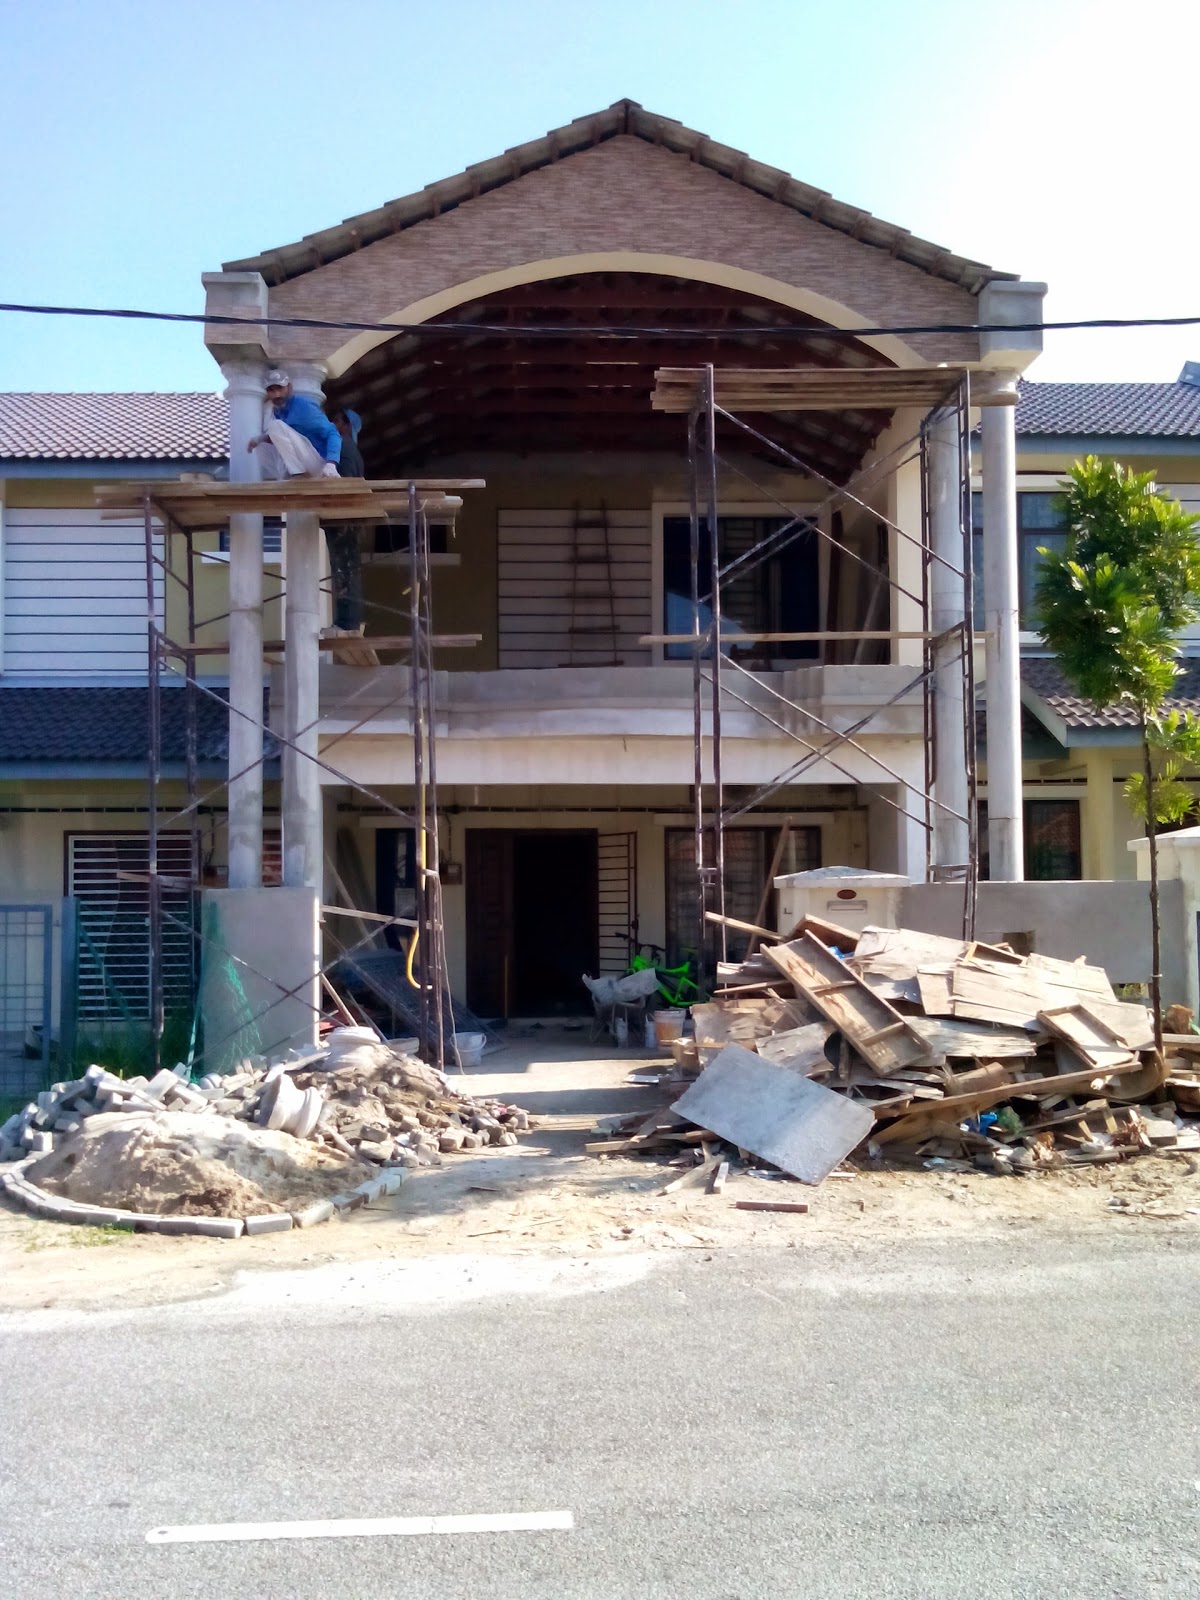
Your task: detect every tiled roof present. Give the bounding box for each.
[225,98,1009,293]
[0,686,275,764]
[1016,380,1200,439]
[1021,656,1200,730]
[0,393,227,461]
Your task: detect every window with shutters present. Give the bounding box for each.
[67,834,196,1022]
[664,826,821,964]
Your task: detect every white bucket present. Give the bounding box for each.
[452,1032,486,1068]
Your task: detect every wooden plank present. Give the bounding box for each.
[908,1016,1039,1059]
[916,968,955,1016]
[1036,1004,1138,1071]
[734,1197,811,1214]
[871,1061,1135,1145]
[672,1043,874,1185]
[659,1154,723,1195]
[852,926,967,977]
[765,933,931,1074]
[710,1160,730,1194]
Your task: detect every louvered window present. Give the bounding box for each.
[67,834,196,1022]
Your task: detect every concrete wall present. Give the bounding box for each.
[899,878,1185,1001]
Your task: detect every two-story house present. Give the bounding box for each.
[3,100,1193,1081]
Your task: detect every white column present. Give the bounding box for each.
[222,359,266,889]
[981,397,1024,881]
[928,410,969,870]
[281,362,326,890]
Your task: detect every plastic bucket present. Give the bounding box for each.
[653,1009,687,1046]
[452,1032,486,1068]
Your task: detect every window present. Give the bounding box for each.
[662,515,819,664]
[665,825,821,964]
[67,833,197,1021]
[970,491,1068,629]
[977,799,1081,880]
[218,515,283,556]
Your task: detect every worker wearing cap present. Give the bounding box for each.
[248,369,342,478]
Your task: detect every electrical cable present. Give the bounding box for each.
[2,300,1199,341]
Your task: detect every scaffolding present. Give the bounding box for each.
[646,364,982,977]
[93,475,483,1076]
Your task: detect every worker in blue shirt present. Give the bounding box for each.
[249,369,342,478]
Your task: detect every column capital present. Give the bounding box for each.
[284,360,329,402]
[202,270,269,367]
[220,356,267,399]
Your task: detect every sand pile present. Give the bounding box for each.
[24,1112,369,1217]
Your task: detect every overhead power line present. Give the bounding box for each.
[1,300,1199,341]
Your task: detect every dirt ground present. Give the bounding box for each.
[3,1024,1199,1312]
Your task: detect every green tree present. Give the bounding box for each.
[1035,456,1200,1054]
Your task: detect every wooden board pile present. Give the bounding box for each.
[591,917,1200,1190]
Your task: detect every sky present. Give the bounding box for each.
[2,0,1197,393]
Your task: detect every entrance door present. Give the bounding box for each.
[466,830,599,1016]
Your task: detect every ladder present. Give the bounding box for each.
[565,503,621,666]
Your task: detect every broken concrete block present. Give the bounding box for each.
[360,1137,395,1163]
[24,1130,54,1154]
[377,1170,406,1196]
[330,1189,366,1212]
[291,1199,335,1228]
[243,1212,293,1236]
[438,1128,465,1153]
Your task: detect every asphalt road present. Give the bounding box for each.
[1,1231,1198,1599]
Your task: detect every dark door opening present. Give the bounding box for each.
[466,830,598,1016]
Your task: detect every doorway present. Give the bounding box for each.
[466,830,598,1016]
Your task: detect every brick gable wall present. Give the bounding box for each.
[267,138,979,367]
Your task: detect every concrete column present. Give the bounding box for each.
[1083,749,1116,879]
[928,410,969,870]
[981,396,1025,881]
[222,359,266,889]
[281,361,326,890]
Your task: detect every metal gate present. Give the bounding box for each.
[596,831,638,975]
[0,905,52,1099]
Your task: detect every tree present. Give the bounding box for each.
[1035,456,1200,1055]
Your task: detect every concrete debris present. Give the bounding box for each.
[593,917,1200,1193]
[1,1029,535,1233]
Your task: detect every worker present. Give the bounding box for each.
[248,369,341,478]
[323,408,367,636]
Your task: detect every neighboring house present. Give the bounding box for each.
[1,98,1193,1053]
[975,369,1200,883]
[0,395,282,1083]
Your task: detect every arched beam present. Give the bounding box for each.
[322,252,926,379]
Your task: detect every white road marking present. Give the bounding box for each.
[146,1510,575,1545]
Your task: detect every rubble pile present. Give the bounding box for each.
[1,1031,535,1233]
[592,917,1200,1198]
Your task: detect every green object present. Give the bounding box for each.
[628,948,704,1007]
[1035,456,1200,1045]
[992,1106,1023,1138]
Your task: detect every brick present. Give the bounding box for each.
[330,1189,366,1213]
[266,137,979,370]
[243,1212,293,1235]
[291,1199,335,1228]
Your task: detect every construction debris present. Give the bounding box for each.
[591,918,1199,1196]
[1,1030,535,1232]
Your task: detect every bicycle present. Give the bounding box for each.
[614,930,705,1008]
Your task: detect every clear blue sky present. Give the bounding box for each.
[3,0,1196,392]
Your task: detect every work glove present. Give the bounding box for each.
[321,462,340,478]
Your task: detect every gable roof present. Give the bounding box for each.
[225,99,1011,295]
[1016,380,1200,440]
[0,393,227,461]
[1022,656,1200,732]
